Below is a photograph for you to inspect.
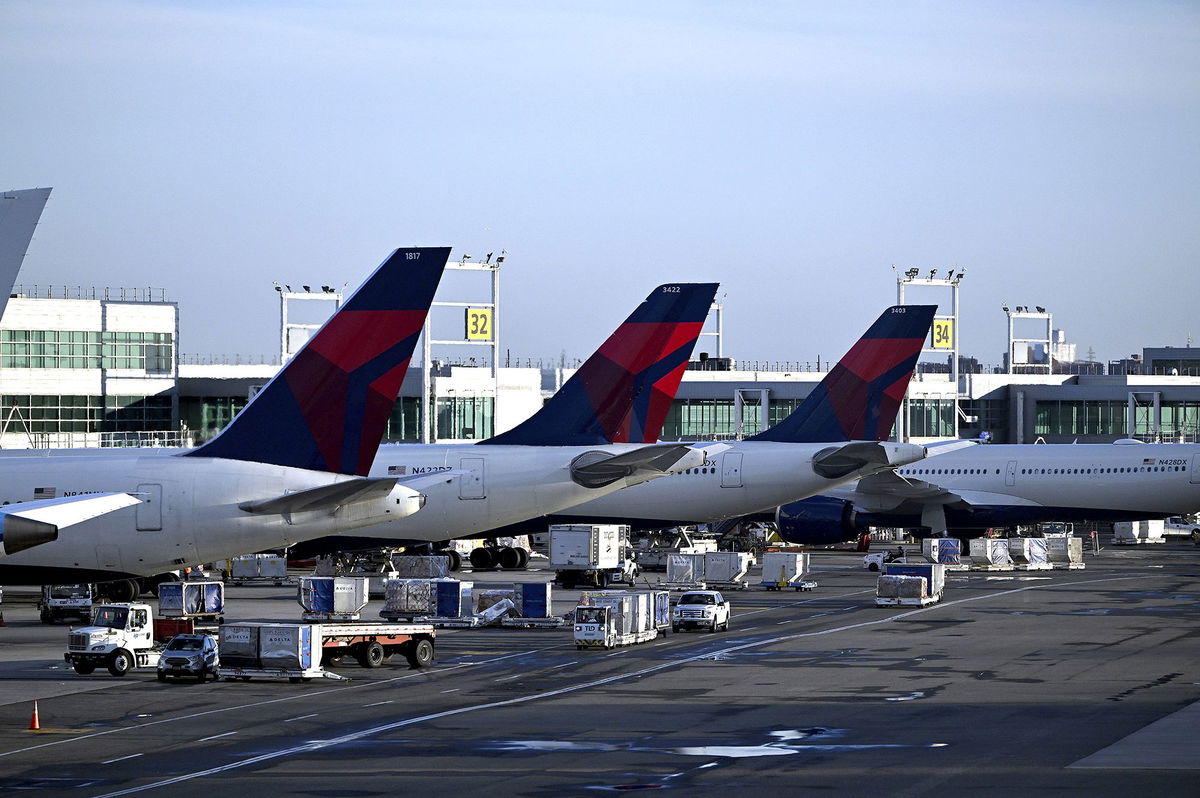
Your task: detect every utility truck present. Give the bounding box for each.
[64,603,162,676]
[39,583,93,624]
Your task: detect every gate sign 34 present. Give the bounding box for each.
[932,318,954,349]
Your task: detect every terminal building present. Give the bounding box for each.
[2,188,1197,451]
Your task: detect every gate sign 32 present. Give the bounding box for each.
[465,308,493,341]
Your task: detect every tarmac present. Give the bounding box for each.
[0,541,1197,796]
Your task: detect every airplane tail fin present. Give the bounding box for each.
[748,305,937,443]
[481,282,719,446]
[187,247,451,474]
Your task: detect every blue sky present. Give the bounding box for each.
[3,1,1197,366]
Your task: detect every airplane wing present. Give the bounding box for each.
[844,473,1043,513]
[239,471,461,515]
[1,492,143,556]
[571,443,730,489]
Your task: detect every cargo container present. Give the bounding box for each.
[157,581,224,621]
[1113,520,1166,545]
[298,577,369,621]
[1009,537,1051,570]
[879,563,946,605]
[1045,535,1085,569]
[574,590,658,649]
[969,538,1014,570]
[228,553,289,585]
[875,574,938,607]
[380,578,473,620]
[922,538,964,567]
[759,552,811,590]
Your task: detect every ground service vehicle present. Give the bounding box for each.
[156,633,218,682]
[672,590,730,632]
[38,583,92,624]
[218,622,435,682]
[64,603,160,676]
[574,591,658,649]
[550,525,639,588]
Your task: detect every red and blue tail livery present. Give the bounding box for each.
[189,247,451,474]
[482,282,719,446]
[749,305,937,443]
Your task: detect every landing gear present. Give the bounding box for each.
[469,544,529,570]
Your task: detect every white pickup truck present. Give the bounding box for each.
[671,590,730,633]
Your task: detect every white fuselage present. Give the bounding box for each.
[469,440,928,532]
[843,442,1200,517]
[0,442,708,581]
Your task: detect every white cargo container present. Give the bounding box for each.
[969,538,1014,570]
[1113,520,1166,545]
[759,552,811,590]
[1045,536,1085,569]
[703,551,753,587]
[549,524,637,588]
[228,553,290,585]
[1009,537,1052,570]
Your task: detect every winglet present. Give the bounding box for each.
[481,282,719,446]
[187,247,451,474]
[749,305,937,443]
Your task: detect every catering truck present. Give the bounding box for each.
[550,524,638,588]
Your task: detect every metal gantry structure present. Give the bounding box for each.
[895,267,964,441]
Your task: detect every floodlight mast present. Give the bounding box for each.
[895,267,964,441]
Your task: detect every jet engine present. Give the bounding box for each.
[775,496,865,546]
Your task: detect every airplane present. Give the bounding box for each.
[0,246,452,590]
[0,267,725,590]
[398,304,940,541]
[289,280,727,563]
[773,439,1200,545]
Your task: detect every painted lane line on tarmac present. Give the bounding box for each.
[440,688,460,693]
[0,646,559,761]
[550,661,579,669]
[196,732,238,742]
[493,675,521,683]
[283,714,319,723]
[89,575,1140,798]
[363,701,393,707]
[102,754,143,765]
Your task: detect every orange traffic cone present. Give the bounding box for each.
[28,700,40,730]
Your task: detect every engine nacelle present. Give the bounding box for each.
[775,496,865,546]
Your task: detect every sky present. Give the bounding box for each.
[3,1,1198,368]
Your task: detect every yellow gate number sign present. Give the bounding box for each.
[465,308,493,341]
[932,318,954,349]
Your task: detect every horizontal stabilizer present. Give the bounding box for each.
[0,492,142,556]
[239,471,461,516]
[239,477,401,515]
[813,441,926,480]
[571,443,729,489]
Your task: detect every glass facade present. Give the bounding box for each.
[436,396,493,440]
[0,394,172,434]
[1034,400,1127,436]
[0,330,174,371]
[907,398,955,438]
[960,399,1010,443]
[661,398,764,440]
[384,397,423,443]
